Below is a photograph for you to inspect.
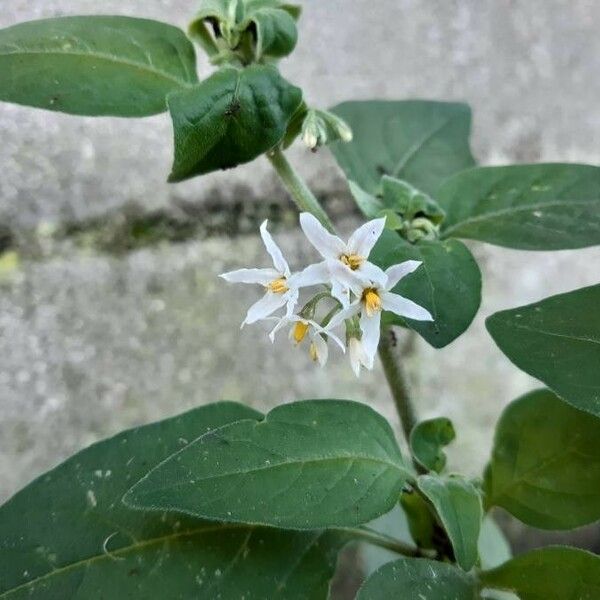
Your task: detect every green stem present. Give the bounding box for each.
[378,326,417,442]
[267,148,335,232]
[337,526,420,557]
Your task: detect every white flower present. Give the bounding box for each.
[269,315,345,367]
[348,337,370,377]
[220,220,300,326]
[329,261,433,369]
[299,213,388,307]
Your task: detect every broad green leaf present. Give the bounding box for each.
[0,17,198,117]
[478,516,512,571]
[167,64,302,181]
[372,235,482,348]
[439,164,600,250]
[0,402,344,599]
[418,475,483,571]
[410,417,456,473]
[241,0,301,59]
[329,100,475,196]
[481,546,600,600]
[357,558,477,600]
[124,400,412,529]
[487,285,600,417]
[484,389,600,529]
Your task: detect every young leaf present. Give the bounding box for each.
[357,558,477,599]
[418,475,483,571]
[372,235,482,348]
[349,180,384,218]
[481,546,600,600]
[240,0,301,59]
[410,417,456,473]
[167,65,302,181]
[486,285,600,417]
[0,402,344,598]
[484,388,600,530]
[439,164,600,250]
[0,16,198,116]
[124,400,412,529]
[329,100,476,196]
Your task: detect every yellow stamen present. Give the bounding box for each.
[309,341,319,362]
[293,321,310,344]
[340,254,364,271]
[267,277,289,294]
[362,288,382,317]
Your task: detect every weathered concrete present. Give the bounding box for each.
[1,1,600,228]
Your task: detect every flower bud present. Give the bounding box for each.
[301,109,353,150]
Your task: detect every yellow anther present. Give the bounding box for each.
[362,288,382,317]
[309,341,319,362]
[293,321,310,344]
[340,254,364,271]
[267,277,289,294]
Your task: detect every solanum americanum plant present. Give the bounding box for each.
[1,2,600,598]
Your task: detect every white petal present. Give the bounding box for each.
[381,291,433,321]
[300,213,345,259]
[327,303,361,330]
[347,217,387,257]
[328,260,366,297]
[269,315,296,341]
[358,261,388,287]
[283,289,299,318]
[243,292,287,326]
[220,267,279,285]
[331,278,351,309]
[359,310,382,369]
[260,220,289,276]
[349,338,368,377]
[385,261,423,290]
[312,334,329,367]
[291,261,330,289]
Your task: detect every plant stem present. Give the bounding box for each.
[378,327,417,442]
[337,526,420,557]
[267,148,335,232]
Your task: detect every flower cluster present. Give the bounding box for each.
[220,214,433,376]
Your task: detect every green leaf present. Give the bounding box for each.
[481,546,600,600]
[329,100,476,196]
[399,490,436,550]
[349,180,384,218]
[372,235,482,348]
[0,16,198,117]
[439,164,600,250]
[410,417,456,473]
[418,475,483,571]
[357,558,477,599]
[241,0,301,59]
[478,516,512,571]
[167,64,302,182]
[0,402,344,598]
[486,285,600,417]
[124,400,412,529]
[484,388,600,529]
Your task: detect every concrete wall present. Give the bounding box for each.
[1,0,599,546]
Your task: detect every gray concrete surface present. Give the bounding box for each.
[1,1,600,228]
